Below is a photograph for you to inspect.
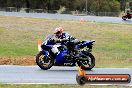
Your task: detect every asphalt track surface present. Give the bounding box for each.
[0,11,132,24]
[0,65,131,86]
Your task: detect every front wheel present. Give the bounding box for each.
[36,51,54,70]
[77,52,95,70]
[122,16,127,20]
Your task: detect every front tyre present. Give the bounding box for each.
[36,51,54,70]
[78,52,95,70]
[122,16,127,20]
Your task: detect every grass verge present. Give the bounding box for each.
[0,16,132,67]
[0,84,131,88]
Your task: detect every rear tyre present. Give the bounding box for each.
[36,51,54,70]
[77,52,95,70]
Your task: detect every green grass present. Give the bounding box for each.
[0,28,37,56]
[0,84,131,88]
[0,16,132,67]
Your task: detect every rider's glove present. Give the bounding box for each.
[50,39,55,43]
[55,39,61,43]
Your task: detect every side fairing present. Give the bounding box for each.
[55,50,68,65]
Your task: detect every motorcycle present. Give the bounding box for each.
[122,13,132,20]
[36,34,95,70]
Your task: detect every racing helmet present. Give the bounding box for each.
[54,27,64,38]
[54,27,64,34]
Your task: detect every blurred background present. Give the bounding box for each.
[0,0,132,17]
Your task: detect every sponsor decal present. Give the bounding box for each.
[76,74,131,85]
[76,67,131,85]
[85,74,131,83]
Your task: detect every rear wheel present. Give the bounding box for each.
[36,51,54,70]
[77,51,95,70]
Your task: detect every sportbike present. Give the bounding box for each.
[36,34,95,70]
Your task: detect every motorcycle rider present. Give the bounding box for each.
[126,9,131,19]
[50,27,70,54]
[51,27,78,55]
